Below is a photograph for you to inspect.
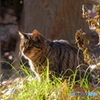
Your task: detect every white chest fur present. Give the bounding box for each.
[22,51,41,81]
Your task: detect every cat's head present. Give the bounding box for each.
[18,30,44,58]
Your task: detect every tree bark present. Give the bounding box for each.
[21,0,90,44]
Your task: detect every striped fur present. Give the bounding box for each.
[19,30,88,77]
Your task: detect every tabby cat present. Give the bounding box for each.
[19,30,89,79]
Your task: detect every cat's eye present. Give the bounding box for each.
[28,46,33,50]
[34,45,42,49]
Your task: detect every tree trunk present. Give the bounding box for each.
[21,0,90,44]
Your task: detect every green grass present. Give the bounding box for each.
[1,61,100,100]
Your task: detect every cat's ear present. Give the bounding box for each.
[32,30,43,42]
[18,31,25,39]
